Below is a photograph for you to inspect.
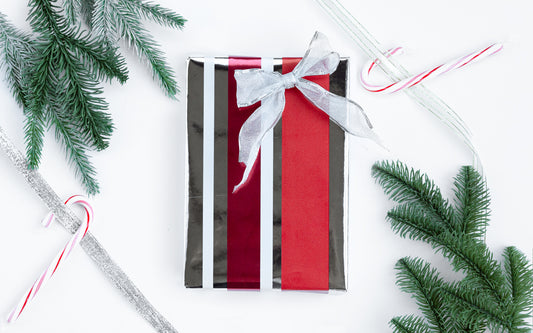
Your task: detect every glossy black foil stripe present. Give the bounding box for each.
[185,59,204,288]
[213,61,229,288]
[272,61,283,289]
[329,59,347,290]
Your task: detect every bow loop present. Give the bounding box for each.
[233,32,380,192]
[235,69,284,107]
[292,32,341,77]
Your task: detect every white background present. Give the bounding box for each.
[0,0,532,332]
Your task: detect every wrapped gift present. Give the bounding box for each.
[184,33,376,291]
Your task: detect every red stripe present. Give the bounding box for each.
[411,65,443,87]
[18,285,34,318]
[459,45,492,68]
[281,58,330,290]
[52,248,66,275]
[227,58,262,289]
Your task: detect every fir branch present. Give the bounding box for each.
[388,206,508,306]
[89,0,181,97]
[25,42,57,168]
[63,0,82,26]
[453,166,490,239]
[91,0,119,43]
[390,315,432,333]
[47,104,100,195]
[387,203,448,240]
[373,161,533,332]
[1,0,184,194]
[28,0,114,151]
[0,14,42,167]
[503,246,533,331]
[114,0,178,96]
[0,13,35,108]
[123,0,186,30]
[67,34,128,83]
[375,161,509,305]
[28,0,64,35]
[23,109,46,169]
[55,45,114,150]
[395,258,448,332]
[440,282,511,332]
[372,161,456,233]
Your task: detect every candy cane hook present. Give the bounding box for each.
[7,195,93,323]
[360,43,503,94]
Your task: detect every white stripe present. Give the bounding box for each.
[202,57,215,289]
[260,57,274,290]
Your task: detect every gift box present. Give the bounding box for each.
[184,52,352,291]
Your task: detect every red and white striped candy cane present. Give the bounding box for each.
[360,43,503,93]
[7,195,93,323]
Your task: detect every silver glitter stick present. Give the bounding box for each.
[0,125,178,333]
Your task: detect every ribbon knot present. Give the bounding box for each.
[282,72,298,89]
[233,32,381,192]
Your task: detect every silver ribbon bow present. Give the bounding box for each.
[233,31,380,191]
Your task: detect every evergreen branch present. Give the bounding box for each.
[388,203,447,240]
[28,0,114,151]
[453,166,490,239]
[441,282,512,332]
[48,105,100,195]
[372,161,456,233]
[25,42,57,167]
[503,247,533,331]
[91,0,120,43]
[395,258,448,332]
[23,0,124,193]
[375,161,509,305]
[28,0,64,35]
[23,109,46,169]
[123,0,186,29]
[375,161,533,332]
[56,46,114,150]
[388,205,507,305]
[390,315,432,333]
[63,0,82,26]
[0,13,34,108]
[67,34,129,83]
[114,0,178,97]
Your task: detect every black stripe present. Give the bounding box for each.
[272,60,283,289]
[185,59,204,288]
[213,61,229,288]
[328,59,347,290]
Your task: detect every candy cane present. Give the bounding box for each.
[360,43,503,93]
[7,195,93,323]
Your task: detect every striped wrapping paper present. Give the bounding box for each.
[185,56,349,291]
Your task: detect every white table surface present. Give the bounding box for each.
[0,0,531,332]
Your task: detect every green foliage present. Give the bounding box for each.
[391,315,432,333]
[0,0,185,194]
[89,0,186,97]
[372,161,533,332]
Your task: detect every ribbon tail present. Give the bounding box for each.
[233,92,285,193]
[296,80,384,146]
